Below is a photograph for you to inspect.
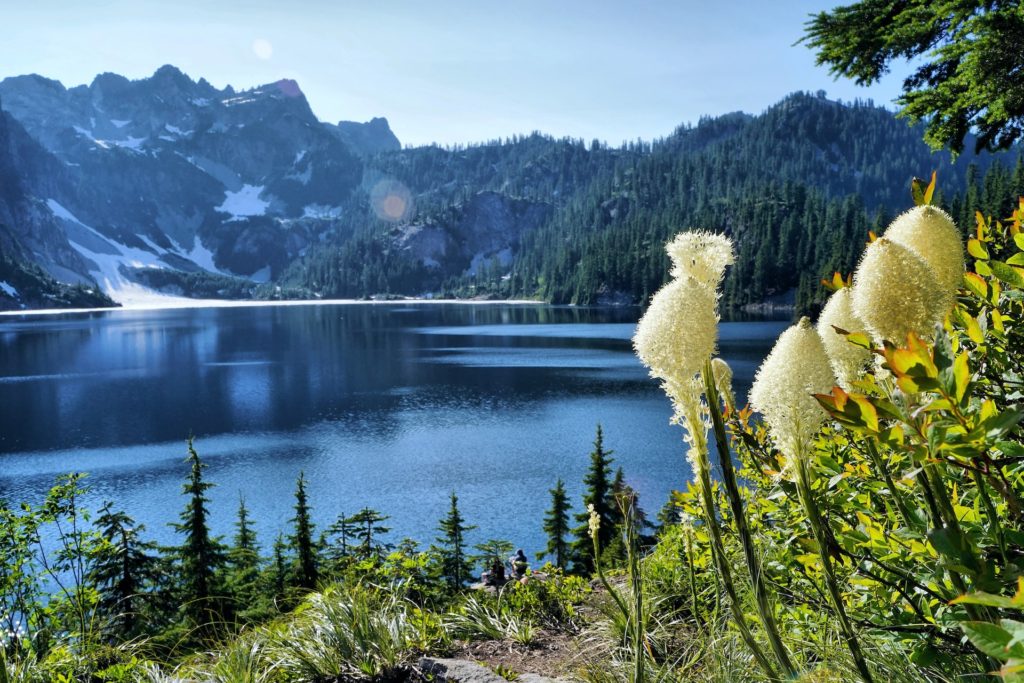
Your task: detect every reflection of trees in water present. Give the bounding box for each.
[0,304,644,454]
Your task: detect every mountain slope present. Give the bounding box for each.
[0,70,1017,312]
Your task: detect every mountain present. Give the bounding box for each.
[0,68,1018,313]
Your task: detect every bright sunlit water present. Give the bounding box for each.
[0,303,787,558]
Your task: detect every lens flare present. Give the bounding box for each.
[252,39,273,60]
[370,179,414,222]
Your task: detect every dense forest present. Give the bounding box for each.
[277,93,1022,314]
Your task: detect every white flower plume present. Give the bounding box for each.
[851,237,946,344]
[634,275,718,388]
[816,287,872,390]
[884,205,964,312]
[666,230,735,288]
[749,317,836,478]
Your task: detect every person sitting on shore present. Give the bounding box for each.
[509,548,529,579]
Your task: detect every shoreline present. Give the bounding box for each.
[0,296,549,318]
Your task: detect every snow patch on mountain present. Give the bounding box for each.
[303,204,342,219]
[111,119,131,128]
[216,184,269,220]
[47,199,192,307]
[0,281,18,298]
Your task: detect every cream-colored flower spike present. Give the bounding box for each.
[851,237,946,344]
[884,205,964,311]
[749,317,836,478]
[666,231,735,288]
[634,275,718,385]
[816,288,872,390]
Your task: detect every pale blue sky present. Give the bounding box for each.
[1,1,911,147]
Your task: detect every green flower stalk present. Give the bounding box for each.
[635,232,783,680]
[702,357,796,678]
[749,318,874,683]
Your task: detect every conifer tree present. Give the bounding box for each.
[571,424,616,573]
[347,507,391,560]
[227,495,262,619]
[289,472,318,590]
[434,492,476,589]
[270,532,287,603]
[324,512,352,573]
[89,503,159,639]
[171,438,226,632]
[538,479,571,569]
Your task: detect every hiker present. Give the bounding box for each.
[482,556,506,586]
[509,548,529,579]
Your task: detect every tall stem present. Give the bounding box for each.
[862,439,917,531]
[693,448,780,681]
[702,361,797,677]
[794,453,874,683]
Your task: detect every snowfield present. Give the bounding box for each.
[216,184,269,220]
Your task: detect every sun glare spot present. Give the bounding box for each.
[370,179,414,222]
[252,39,274,60]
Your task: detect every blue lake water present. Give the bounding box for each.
[0,303,787,559]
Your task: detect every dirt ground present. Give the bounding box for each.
[449,629,592,679]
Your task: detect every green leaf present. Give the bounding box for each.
[1015,233,1024,252]
[991,261,1024,288]
[953,353,970,402]
[964,272,990,299]
[954,592,1022,609]
[960,621,1023,661]
[984,408,1024,441]
[1008,253,1024,267]
[969,239,991,260]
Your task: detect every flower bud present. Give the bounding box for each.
[816,288,872,389]
[749,317,836,475]
[710,357,736,409]
[851,237,946,344]
[587,503,600,540]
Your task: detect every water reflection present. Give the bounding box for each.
[0,304,784,555]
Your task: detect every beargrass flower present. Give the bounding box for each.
[817,287,872,389]
[587,503,600,540]
[634,276,718,382]
[749,317,836,477]
[666,230,736,288]
[884,205,964,310]
[851,237,946,344]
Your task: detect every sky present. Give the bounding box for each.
[0,1,913,147]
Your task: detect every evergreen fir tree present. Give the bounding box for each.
[434,492,476,589]
[347,507,391,560]
[227,495,262,620]
[270,533,288,603]
[171,438,226,632]
[289,472,318,590]
[89,502,159,639]
[324,512,352,571]
[571,424,616,573]
[537,479,571,569]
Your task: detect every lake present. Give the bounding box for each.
[0,303,787,559]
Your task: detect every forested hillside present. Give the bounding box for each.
[280,92,1020,312]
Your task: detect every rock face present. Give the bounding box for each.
[0,66,401,305]
[393,191,553,277]
[330,117,401,156]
